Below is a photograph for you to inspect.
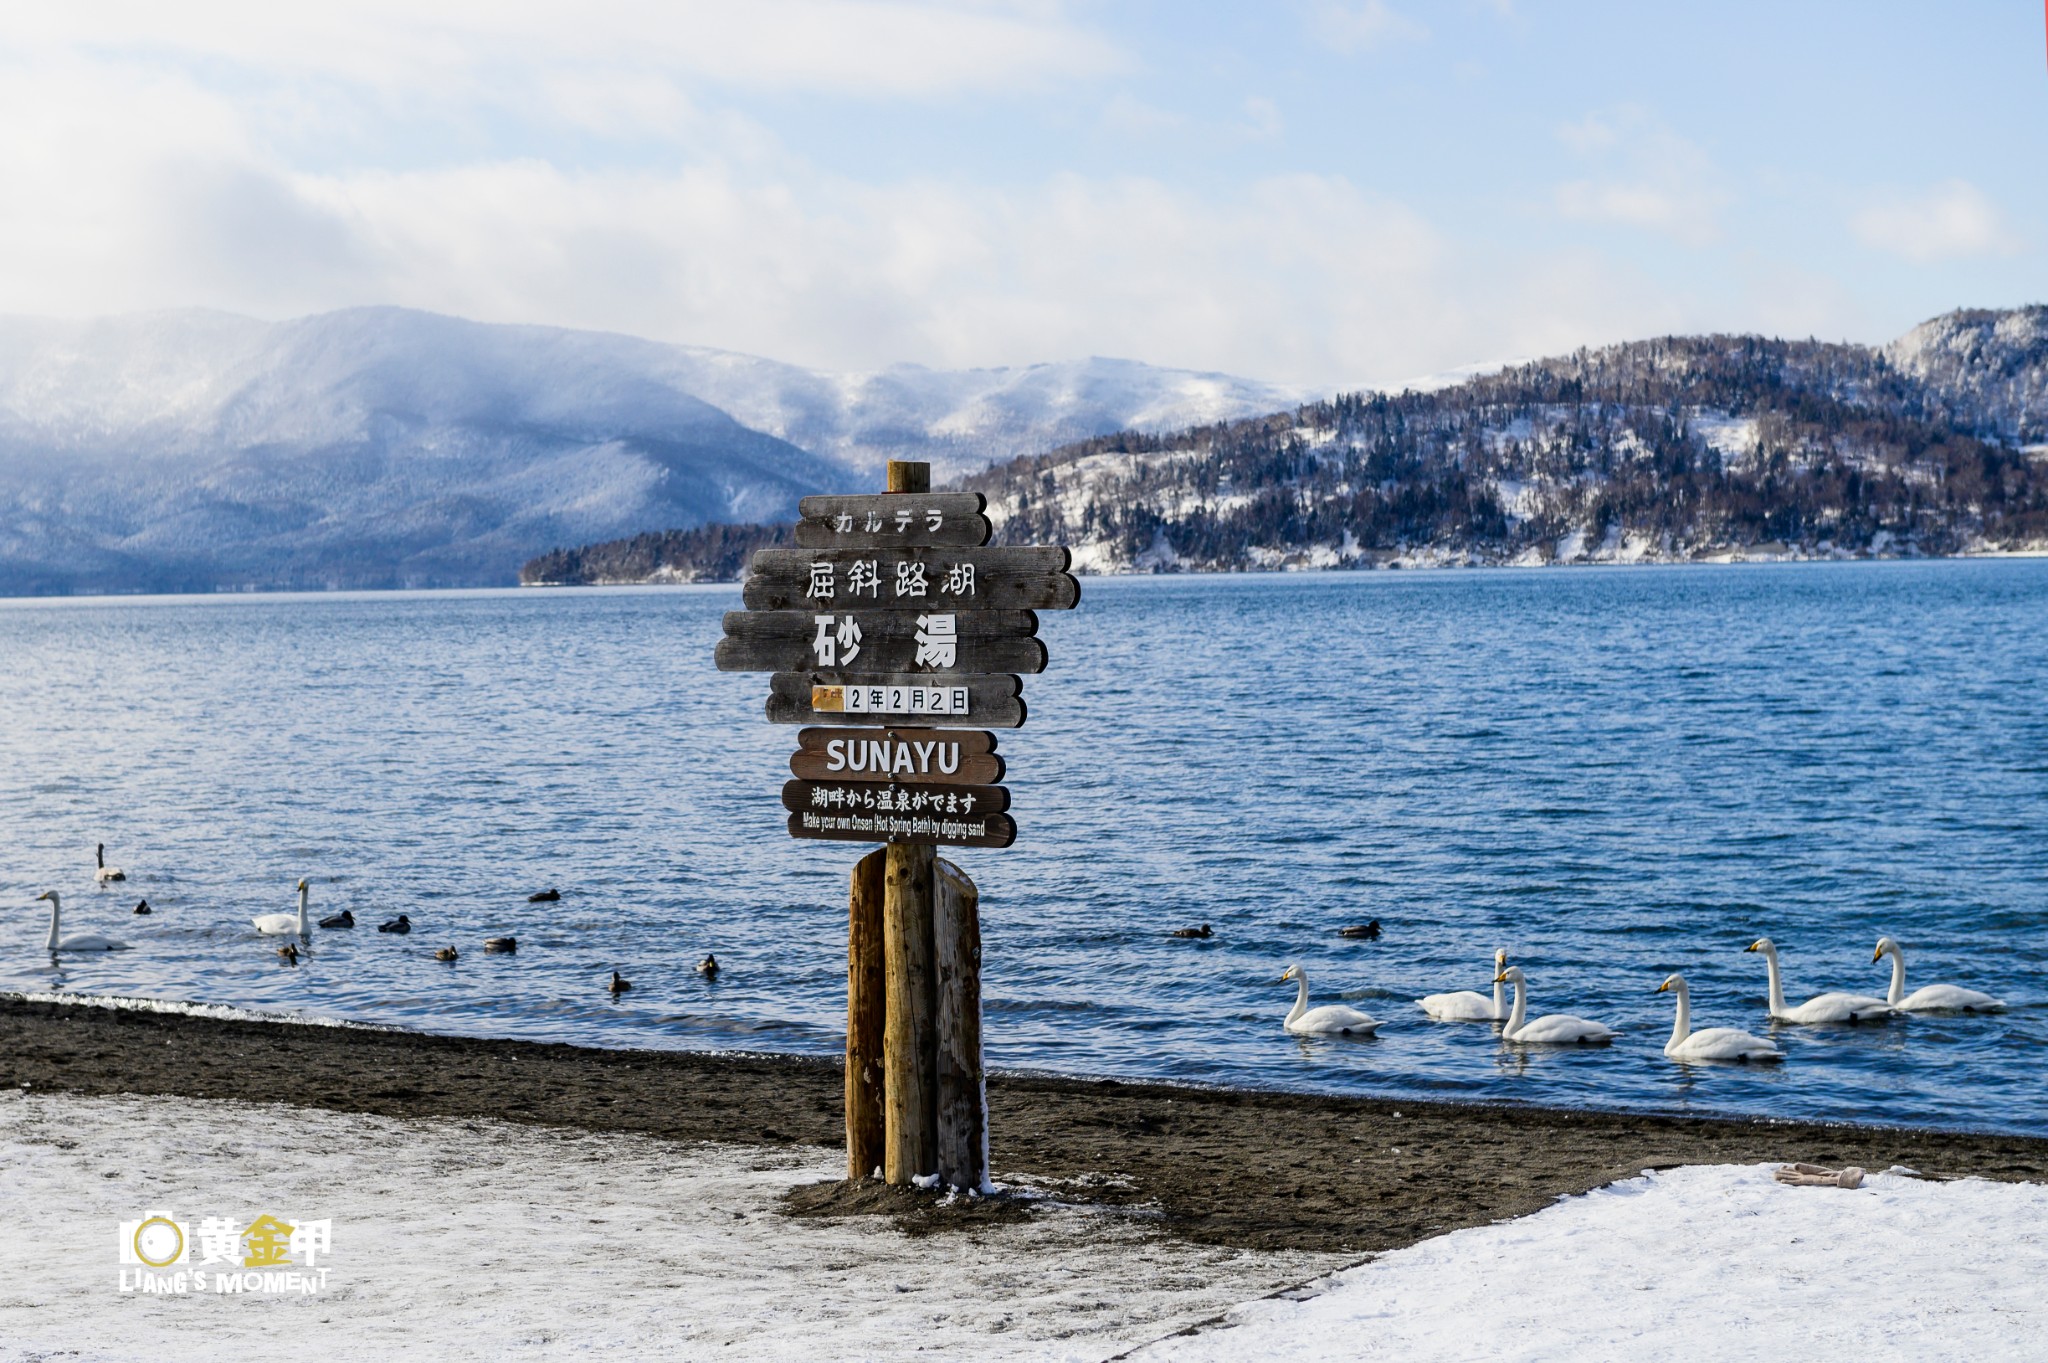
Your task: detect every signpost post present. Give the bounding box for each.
[718,460,1078,1191]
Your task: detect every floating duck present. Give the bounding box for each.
[1169,924,1213,939]
[696,953,720,978]
[1337,921,1382,940]
[132,899,151,916]
[319,908,355,929]
[434,945,459,962]
[277,943,300,965]
[94,843,127,883]
[378,914,412,934]
[527,888,561,903]
[609,970,632,994]
[484,937,517,954]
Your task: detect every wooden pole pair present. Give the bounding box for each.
[843,460,988,1190]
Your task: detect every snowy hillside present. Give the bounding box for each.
[0,307,1305,593]
[1883,306,2048,448]
[958,312,2048,573]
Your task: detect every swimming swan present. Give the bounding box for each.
[94,843,126,882]
[1745,938,1893,1023]
[1419,948,1508,1020]
[1493,966,1615,1044]
[252,879,312,936]
[1278,964,1381,1035]
[35,891,130,952]
[1873,937,2006,1013]
[1658,974,1782,1062]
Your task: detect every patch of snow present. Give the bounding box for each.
[0,1091,1345,1363]
[1134,1163,2048,1363]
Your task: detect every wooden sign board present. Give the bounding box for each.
[717,609,1046,676]
[796,493,991,550]
[767,672,1026,728]
[788,808,1017,849]
[743,547,1078,612]
[783,779,1009,817]
[791,728,1005,786]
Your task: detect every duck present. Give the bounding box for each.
[377,914,412,934]
[1418,948,1509,1021]
[1277,964,1381,1035]
[434,945,459,962]
[609,970,632,995]
[1493,966,1616,1044]
[696,953,720,978]
[34,890,130,952]
[132,899,151,916]
[1337,921,1382,940]
[277,943,300,965]
[527,888,561,903]
[1657,974,1782,1062]
[94,843,127,883]
[483,937,517,954]
[1745,938,1894,1023]
[1873,937,2006,1013]
[1169,924,1213,939]
[318,908,355,929]
[252,879,312,936]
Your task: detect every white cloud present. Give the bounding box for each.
[1850,180,2019,263]
[1311,1,1428,54]
[1099,92,1183,137]
[1551,109,1725,247]
[1240,97,1285,141]
[0,1,1125,100]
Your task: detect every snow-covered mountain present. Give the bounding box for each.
[0,307,1309,593]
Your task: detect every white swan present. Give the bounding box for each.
[1873,937,2006,1013]
[1493,966,1615,1044]
[94,843,126,883]
[252,879,312,936]
[1418,948,1508,1020]
[1279,964,1381,1035]
[35,890,130,952]
[1745,938,1893,1023]
[1657,974,1782,1062]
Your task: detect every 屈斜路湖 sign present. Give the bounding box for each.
[715,468,1076,1195]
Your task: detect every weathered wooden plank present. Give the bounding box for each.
[787,809,1019,849]
[790,729,1005,785]
[845,847,886,1181]
[796,493,990,550]
[717,608,1046,675]
[882,839,937,1183]
[766,672,1027,728]
[783,779,1009,817]
[742,547,1078,612]
[933,857,986,1192]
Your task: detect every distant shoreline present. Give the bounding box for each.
[7,995,2044,1255]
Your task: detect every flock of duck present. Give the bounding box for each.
[32,844,721,996]
[38,844,2007,1061]
[1271,935,2006,1062]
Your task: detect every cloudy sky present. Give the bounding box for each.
[2,1,2041,387]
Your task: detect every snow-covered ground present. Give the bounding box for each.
[1131,1163,2048,1363]
[4,1090,2041,1362]
[0,1091,1342,1362]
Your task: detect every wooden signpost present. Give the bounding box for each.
[717,463,1078,1191]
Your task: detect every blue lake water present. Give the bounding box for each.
[2,562,2045,1133]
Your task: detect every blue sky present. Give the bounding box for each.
[0,2,2041,387]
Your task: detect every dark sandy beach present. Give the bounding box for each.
[5,995,2043,1255]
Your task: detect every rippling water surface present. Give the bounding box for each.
[3,562,2044,1132]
